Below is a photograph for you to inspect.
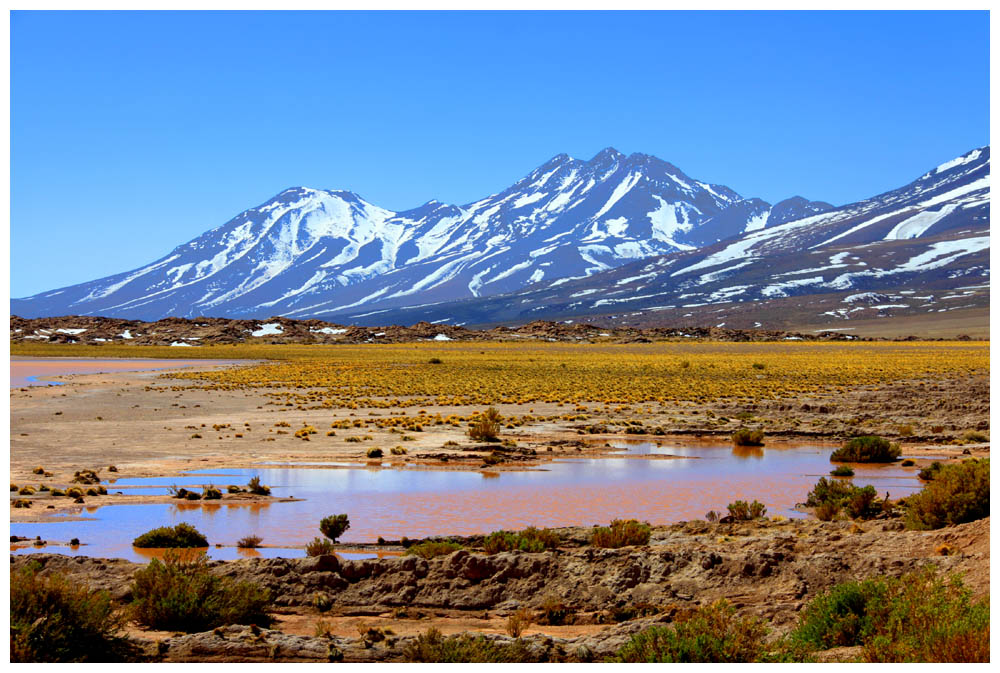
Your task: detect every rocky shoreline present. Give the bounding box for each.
[11,516,989,662]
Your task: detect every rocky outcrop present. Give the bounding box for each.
[9,314,883,347]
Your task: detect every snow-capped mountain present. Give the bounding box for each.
[324,146,990,328]
[12,148,831,320]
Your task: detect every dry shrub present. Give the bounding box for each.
[731,428,764,447]
[482,526,560,554]
[305,538,335,556]
[590,519,651,548]
[614,599,768,662]
[405,540,462,559]
[130,551,272,632]
[506,607,532,637]
[236,534,262,549]
[469,407,502,442]
[11,562,135,662]
[403,627,533,663]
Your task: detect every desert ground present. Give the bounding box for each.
[10,341,990,662]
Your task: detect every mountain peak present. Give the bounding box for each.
[590,147,625,163]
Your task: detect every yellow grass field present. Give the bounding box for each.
[14,340,989,409]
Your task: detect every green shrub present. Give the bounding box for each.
[918,461,943,481]
[831,436,901,463]
[469,407,502,442]
[402,627,534,663]
[806,478,880,520]
[904,459,989,530]
[845,485,879,519]
[806,476,854,507]
[731,428,764,447]
[319,514,350,542]
[246,476,271,495]
[791,567,988,662]
[305,537,335,556]
[133,523,208,548]
[961,430,988,443]
[405,540,463,559]
[11,563,135,662]
[726,500,767,521]
[613,599,768,662]
[130,551,271,632]
[590,519,651,548]
[483,526,560,554]
[830,465,855,477]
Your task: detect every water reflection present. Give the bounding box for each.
[731,446,765,460]
[13,442,923,563]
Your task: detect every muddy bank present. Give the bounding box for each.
[9,362,989,491]
[12,516,989,662]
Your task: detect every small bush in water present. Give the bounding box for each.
[731,428,764,447]
[831,436,900,463]
[319,514,350,542]
[133,523,208,548]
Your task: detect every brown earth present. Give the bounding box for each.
[11,516,989,662]
[10,315,947,347]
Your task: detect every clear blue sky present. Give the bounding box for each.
[11,10,989,297]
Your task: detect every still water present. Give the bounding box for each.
[12,441,922,562]
[10,357,247,388]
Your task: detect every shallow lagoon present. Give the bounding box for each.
[9,357,246,387]
[12,441,923,562]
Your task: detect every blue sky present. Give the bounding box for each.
[11,10,989,297]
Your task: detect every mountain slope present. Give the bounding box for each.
[323,146,989,329]
[14,149,828,320]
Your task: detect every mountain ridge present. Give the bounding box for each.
[12,146,987,324]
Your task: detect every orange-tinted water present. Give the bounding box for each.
[12,442,924,562]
